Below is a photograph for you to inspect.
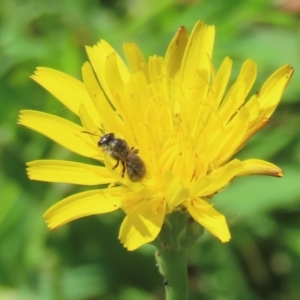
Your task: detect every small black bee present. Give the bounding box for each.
[98,133,146,182]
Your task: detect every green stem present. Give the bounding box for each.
[156,247,189,300]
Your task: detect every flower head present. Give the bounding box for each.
[19,21,293,250]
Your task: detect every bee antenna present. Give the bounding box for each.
[81,131,100,137]
[99,124,105,134]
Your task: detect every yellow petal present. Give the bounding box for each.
[119,198,166,250]
[86,40,130,104]
[241,115,269,146]
[117,72,149,133]
[191,159,243,197]
[123,43,149,81]
[44,188,124,229]
[81,62,108,125]
[213,106,250,165]
[165,25,189,79]
[236,159,283,177]
[31,67,101,125]
[105,52,127,95]
[212,57,233,108]
[180,21,215,91]
[78,104,99,135]
[149,56,174,132]
[164,171,189,210]
[81,61,128,137]
[27,160,114,185]
[194,159,282,198]
[258,64,294,117]
[188,198,231,242]
[18,110,100,159]
[159,138,180,175]
[219,59,257,123]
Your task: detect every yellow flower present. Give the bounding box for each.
[19,21,293,250]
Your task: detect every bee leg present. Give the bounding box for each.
[132,147,139,154]
[113,159,120,169]
[121,161,126,178]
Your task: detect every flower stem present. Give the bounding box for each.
[156,247,189,300]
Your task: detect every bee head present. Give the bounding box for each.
[98,133,115,147]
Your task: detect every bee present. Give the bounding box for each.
[85,131,146,182]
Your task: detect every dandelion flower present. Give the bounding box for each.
[19,21,293,251]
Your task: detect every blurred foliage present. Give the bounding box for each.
[1,0,300,299]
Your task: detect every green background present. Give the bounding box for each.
[1,0,300,299]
